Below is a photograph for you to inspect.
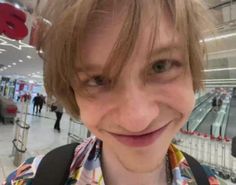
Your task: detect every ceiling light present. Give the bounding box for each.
[27,55,32,59]
[29,80,34,84]
[202,33,236,42]
[204,67,236,72]
[19,59,23,63]
[32,75,43,79]
[203,81,236,84]
[37,50,44,54]
[0,49,6,54]
[0,36,34,50]
[3,67,7,70]
[14,3,21,9]
[8,65,12,68]
[229,22,236,26]
[12,63,16,65]
[203,79,236,81]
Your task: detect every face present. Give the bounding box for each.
[74,4,195,173]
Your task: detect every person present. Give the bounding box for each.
[16,95,20,102]
[3,0,220,185]
[212,96,223,112]
[38,94,45,114]
[212,96,217,111]
[218,96,223,109]
[32,93,40,114]
[53,100,63,132]
[21,92,29,102]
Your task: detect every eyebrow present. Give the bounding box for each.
[148,42,184,59]
[76,43,184,73]
[76,63,104,73]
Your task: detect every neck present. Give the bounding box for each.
[101,145,168,185]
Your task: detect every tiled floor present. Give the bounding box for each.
[0,103,71,183]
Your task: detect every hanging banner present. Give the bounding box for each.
[0,3,28,40]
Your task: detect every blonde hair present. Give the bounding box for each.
[36,0,214,119]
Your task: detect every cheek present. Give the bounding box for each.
[173,86,195,126]
[159,77,195,119]
[75,96,109,130]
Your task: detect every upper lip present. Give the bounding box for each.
[109,121,172,137]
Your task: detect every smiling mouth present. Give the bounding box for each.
[109,122,171,147]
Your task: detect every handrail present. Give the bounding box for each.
[12,139,27,153]
[220,99,231,137]
[183,97,212,131]
[194,93,212,110]
[67,117,89,143]
[212,109,226,137]
[15,119,30,130]
[69,117,83,125]
[188,100,212,132]
[190,107,212,131]
[209,0,236,10]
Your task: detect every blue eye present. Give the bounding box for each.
[152,60,173,73]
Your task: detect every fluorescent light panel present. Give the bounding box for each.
[203,79,236,81]
[201,32,236,42]
[204,67,236,72]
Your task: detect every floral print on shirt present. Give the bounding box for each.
[3,136,220,185]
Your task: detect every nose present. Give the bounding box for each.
[115,84,160,133]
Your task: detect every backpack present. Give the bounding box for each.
[32,143,210,185]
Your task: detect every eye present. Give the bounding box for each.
[86,75,110,87]
[147,59,184,83]
[152,60,173,73]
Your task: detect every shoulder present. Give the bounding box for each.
[3,137,96,185]
[168,144,220,185]
[3,155,43,185]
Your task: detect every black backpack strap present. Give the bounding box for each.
[182,152,210,185]
[32,143,78,185]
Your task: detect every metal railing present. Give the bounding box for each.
[67,117,89,144]
[175,130,236,182]
[11,100,30,166]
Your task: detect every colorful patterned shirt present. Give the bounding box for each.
[3,136,220,185]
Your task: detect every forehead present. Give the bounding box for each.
[79,1,184,70]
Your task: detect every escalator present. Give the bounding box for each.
[182,93,214,130]
[225,88,236,138]
[195,110,218,135]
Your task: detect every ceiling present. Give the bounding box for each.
[0,35,43,83]
[0,0,43,84]
[0,0,236,85]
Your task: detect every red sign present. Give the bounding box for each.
[0,3,28,40]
